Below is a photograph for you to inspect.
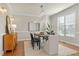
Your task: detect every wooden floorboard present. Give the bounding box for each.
[3,40,79,56]
[60,41,79,51]
[3,41,24,56]
[60,41,79,56]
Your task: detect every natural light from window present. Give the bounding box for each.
[57,13,75,37]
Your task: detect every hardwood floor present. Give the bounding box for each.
[60,41,79,51]
[60,41,79,56]
[3,41,24,56]
[3,40,79,56]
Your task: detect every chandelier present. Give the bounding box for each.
[40,5,44,14]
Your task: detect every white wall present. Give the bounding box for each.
[13,15,40,41]
[50,4,79,46]
[0,15,6,55]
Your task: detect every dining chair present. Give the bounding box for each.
[30,33,40,50]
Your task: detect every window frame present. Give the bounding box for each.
[57,12,76,37]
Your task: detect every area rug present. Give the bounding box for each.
[24,41,48,56]
[58,45,77,56]
[24,41,78,56]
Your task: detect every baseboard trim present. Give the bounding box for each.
[18,38,31,41]
[60,40,79,47]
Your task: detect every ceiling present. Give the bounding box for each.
[6,3,76,17]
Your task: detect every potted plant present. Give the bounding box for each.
[46,23,55,35]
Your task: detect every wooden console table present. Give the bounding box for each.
[3,32,17,53]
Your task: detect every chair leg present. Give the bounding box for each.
[32,43,34,49]
[39,42,40,50]
[37,42,38,46]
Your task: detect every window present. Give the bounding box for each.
[58,16,64,36]
[57,13,75,37]
[28,22,40,32]
[65,13,75,36]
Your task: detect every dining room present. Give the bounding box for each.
[1,3,79,56]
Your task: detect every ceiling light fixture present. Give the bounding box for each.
[40,5,44,13]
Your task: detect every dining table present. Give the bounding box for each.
[34,33,49,42]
